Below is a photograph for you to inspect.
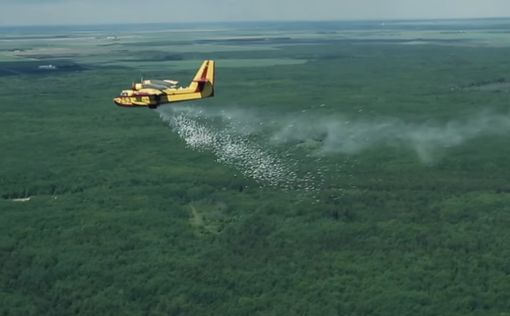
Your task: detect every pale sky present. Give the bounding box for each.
[1,0,510,26]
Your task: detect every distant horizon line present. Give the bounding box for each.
[1,16,510,28]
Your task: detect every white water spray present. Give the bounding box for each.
[158,107,318,191]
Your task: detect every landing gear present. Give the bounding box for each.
[149,95,161,109]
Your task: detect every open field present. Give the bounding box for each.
[2,19,510,315]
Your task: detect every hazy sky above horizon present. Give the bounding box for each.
[0,0,509,26]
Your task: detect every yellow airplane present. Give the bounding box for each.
[113,60,215,109]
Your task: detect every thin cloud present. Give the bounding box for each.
[1,0,510,26]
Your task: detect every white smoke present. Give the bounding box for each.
[157,105,510,188]
[270,111,510,163]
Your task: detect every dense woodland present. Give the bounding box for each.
[2,20,510,315]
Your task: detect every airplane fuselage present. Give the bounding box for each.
[113,60,215,109]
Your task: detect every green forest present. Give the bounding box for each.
[2,20,510,315]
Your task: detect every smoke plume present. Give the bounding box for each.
[158,105,510,188]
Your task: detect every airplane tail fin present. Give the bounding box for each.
[191,60,215,97]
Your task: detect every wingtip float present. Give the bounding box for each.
[113,60,215,109]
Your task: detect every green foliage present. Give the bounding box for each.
[2,20,510,315]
